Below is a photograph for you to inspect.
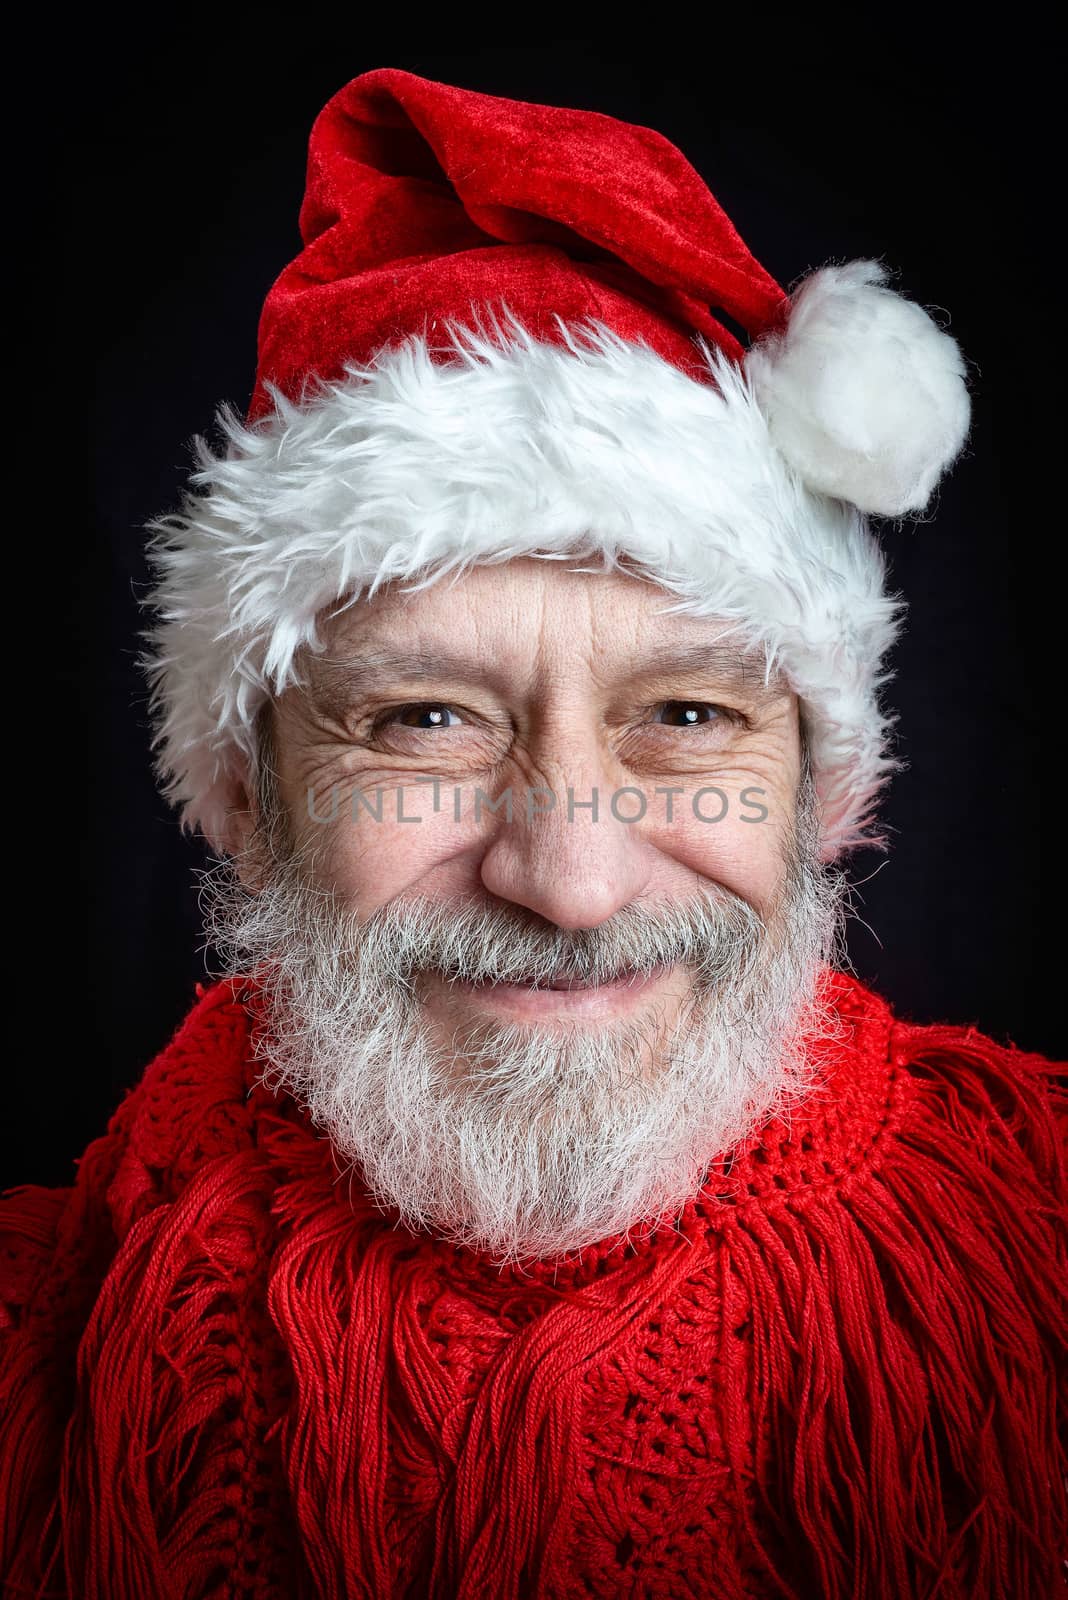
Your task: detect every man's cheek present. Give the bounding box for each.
[647,804,789,913]
[312,804,490,911]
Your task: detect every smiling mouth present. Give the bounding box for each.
[419,962,676,1022]
[515,969,654,990]
[442,964,668,994]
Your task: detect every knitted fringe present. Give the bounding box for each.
[1,1185,76,1597]
[69,1158,286,1600]
[262,1031,1067,1599]
[1,1117,131,1598]
[2,1019,1065,1597]
[47,1155,275,1599]
[722,1029,1068,1600]
[264,1146,705,1600]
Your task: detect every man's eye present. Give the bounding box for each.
[653,701,725,727]
[386,704,463,729]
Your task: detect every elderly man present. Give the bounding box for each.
[2,67,1065,1600]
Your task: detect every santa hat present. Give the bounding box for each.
[142,67,971,861]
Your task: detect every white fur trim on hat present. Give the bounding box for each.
[142,308,916,862]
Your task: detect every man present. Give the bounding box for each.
[2,66,1064,1600]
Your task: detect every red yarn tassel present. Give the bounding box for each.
[1,1112,133,1598]
[720,1027,1067,1599]
[62,1154,280,1598]
[263,1120,712,1600]
[1,1185,73,1598]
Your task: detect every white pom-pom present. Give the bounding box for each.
[746,259,971,516]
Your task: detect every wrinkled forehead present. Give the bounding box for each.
[298,558,790,704]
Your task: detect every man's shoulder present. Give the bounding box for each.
[828,963,1064,1079]
[881,980,1065,1116]
[0,976,258,1326]
[828,965,1066,1187]
[96,974,262,1216]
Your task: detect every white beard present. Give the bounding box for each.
[203,793,846,1265]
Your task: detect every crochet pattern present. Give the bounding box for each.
[1,968,1065,1598]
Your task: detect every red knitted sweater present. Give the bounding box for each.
[1,969,1065,1599]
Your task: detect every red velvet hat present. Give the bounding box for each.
[144,68,972,860]
[248,68,788,423]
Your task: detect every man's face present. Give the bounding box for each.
[216,559,844,1262]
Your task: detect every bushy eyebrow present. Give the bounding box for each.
[304,648,487,706]
[303,639,787,707]
[625,642,788,701]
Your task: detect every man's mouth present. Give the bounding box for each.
[491,968,654,991]
[424,963,672,1020]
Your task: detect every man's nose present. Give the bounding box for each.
[477,760,654,930]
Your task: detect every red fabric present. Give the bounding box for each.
[248,68,789,424]
[1,969,1066,1598]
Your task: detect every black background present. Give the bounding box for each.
[7,26,1063,1189]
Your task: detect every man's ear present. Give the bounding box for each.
[205,703,283,885]
[206,770,265,886]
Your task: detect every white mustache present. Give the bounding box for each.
[350,885,766,993]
